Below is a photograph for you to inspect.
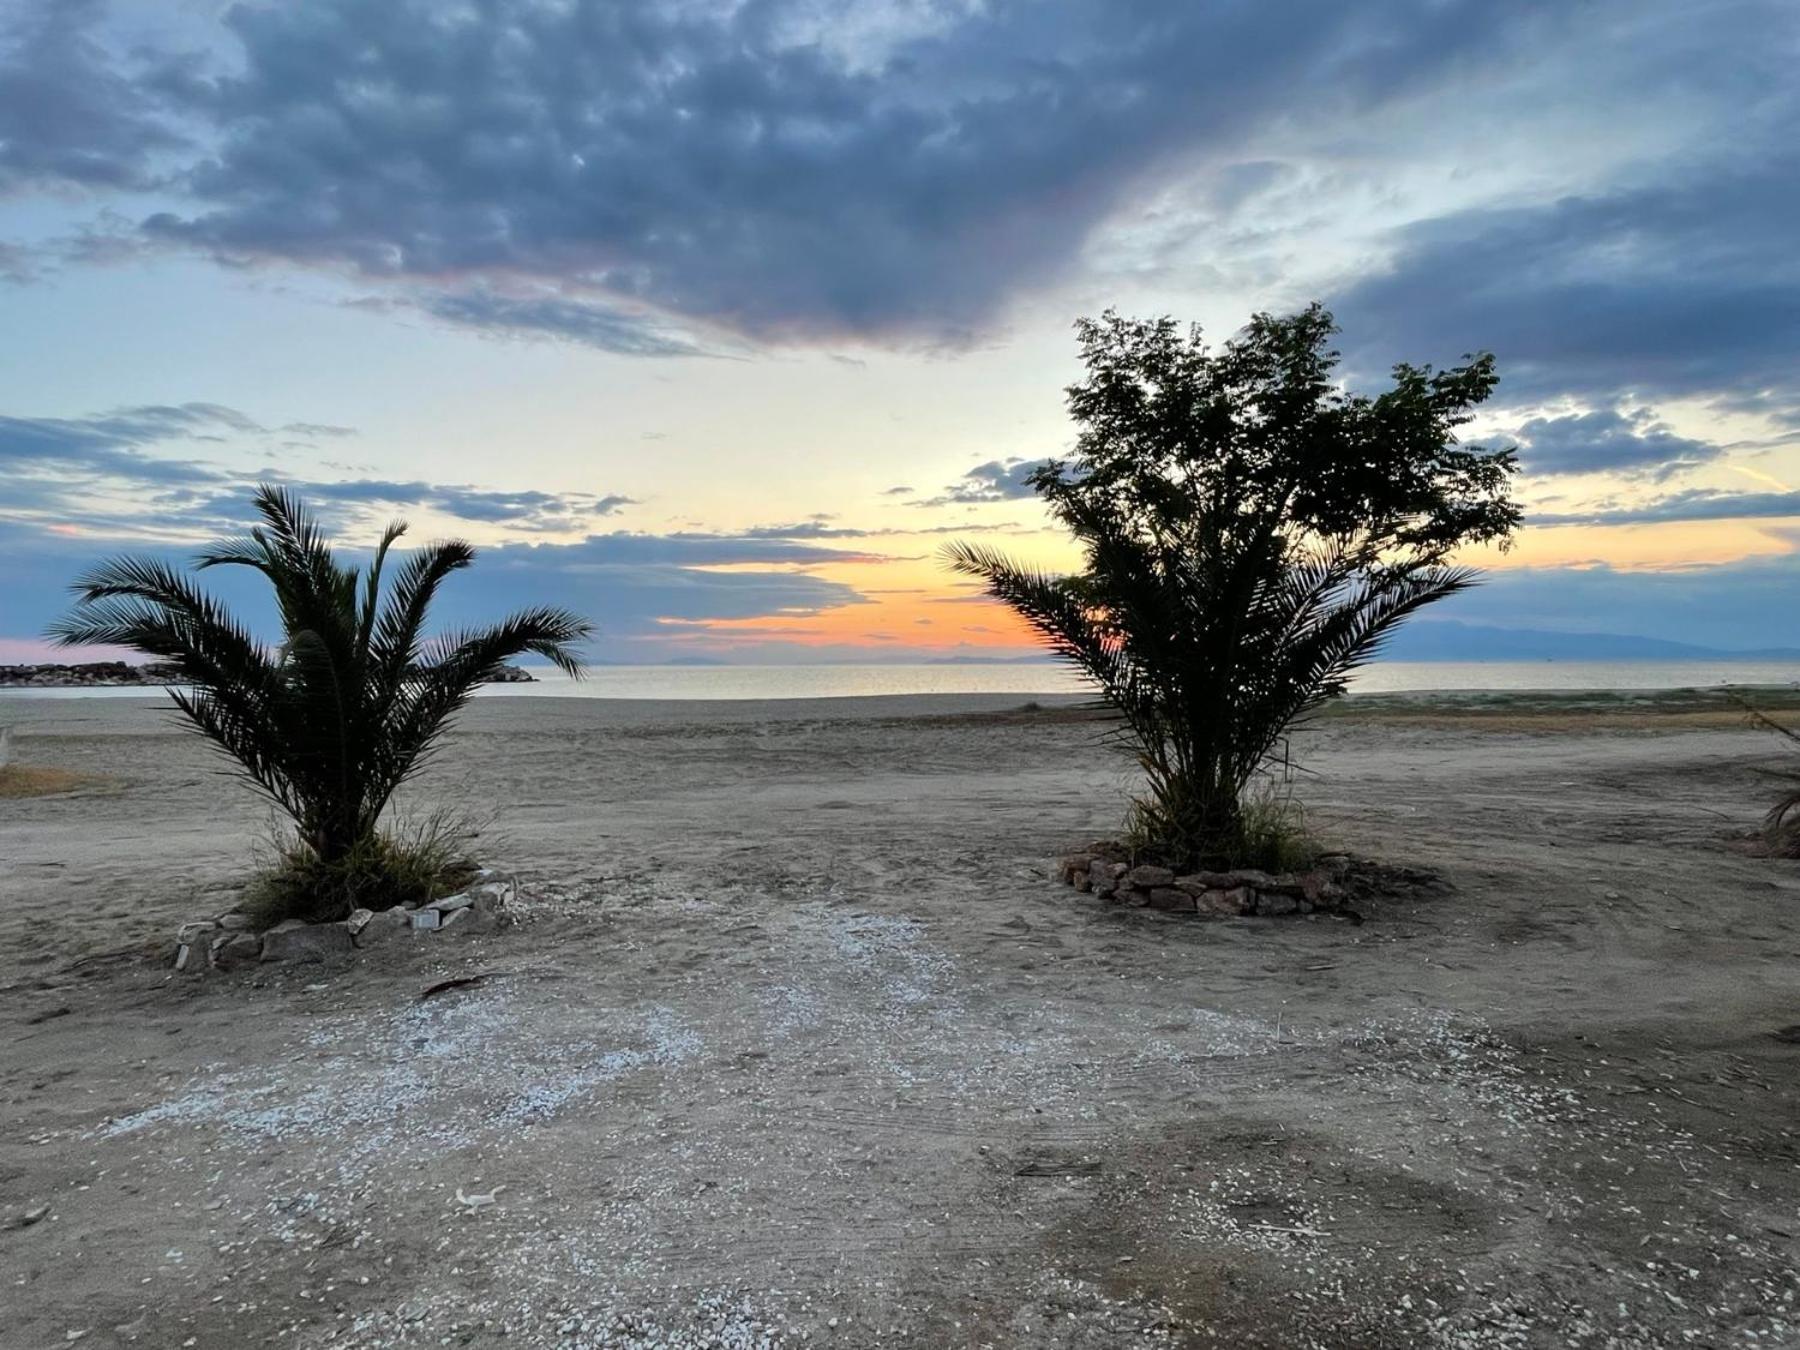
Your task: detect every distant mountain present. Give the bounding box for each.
[1382,621,1800,662]
[924,654,1060,665]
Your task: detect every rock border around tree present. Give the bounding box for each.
[1053,845,1441,918]
[171,875,518,971]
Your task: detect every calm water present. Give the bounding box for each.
[10,660,1800,701]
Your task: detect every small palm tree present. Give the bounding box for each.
[49,486,592,914]
[949,306,1519,870]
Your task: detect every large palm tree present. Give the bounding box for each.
[49,485,591,882]
[949,306,1519,870]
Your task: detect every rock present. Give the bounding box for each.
[1126,864,1175,889]
[440,905,499,934]
[425,891,474,914]
[176,920,217,946]
[1317,853,1352,877]
[1197,886,1253,916]
[1114,888,1150,908]
[345,908,376,938]
[1071,868,1092,893]
[172,943,196,972]
[355,906,410,947]
[1230,869,1281,891]
[2,1203,49,1231]
[1089,867,1119,899]
[209,931,262,970]
[470,882,513,927]
[1056,853,1094,884]
[1147,887,1195,912]
[260,918,353,963]
[1254,891,1299,916]
[1186,870,1241,890]
[1299,871,1347,907]
[215,911,256,931]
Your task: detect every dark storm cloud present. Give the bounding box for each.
[125,0,1545,342]
[1509,409,1723,480]
[1331,151,1800,419]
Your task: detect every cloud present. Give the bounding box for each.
[1331,149,1800,420]
[1530,489,1800,528]
[0,400,649,536]
[533,530,879,566]
[1510,408,1722,480]
[49,0,1550,344]
[0,0,186,194]
[0,515,867,649]
[0,403,257,494]
[417,288,706,357]
[298,481,638,532]
[918,458,1049,506]
[0,395,890,644]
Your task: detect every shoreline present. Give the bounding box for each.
[4,684,1799,738]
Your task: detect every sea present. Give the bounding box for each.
[9,660,1800,701]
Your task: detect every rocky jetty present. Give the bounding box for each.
[0,661,181,688]
[2,660,535,687]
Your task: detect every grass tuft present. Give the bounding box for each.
[1123,775,1316,874]
[237,810,484,928]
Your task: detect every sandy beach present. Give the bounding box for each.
[2,692,1797,1348]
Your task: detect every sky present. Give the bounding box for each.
[1,0,1797,663]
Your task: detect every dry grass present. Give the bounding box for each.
[238,810,485,926]
[0,764,112,798]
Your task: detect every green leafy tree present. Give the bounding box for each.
[949,306,1519,869]
[49,486,592,912]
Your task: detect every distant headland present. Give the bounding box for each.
[0,661,537,688]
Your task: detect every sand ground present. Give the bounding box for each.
[1,692,1797,1349]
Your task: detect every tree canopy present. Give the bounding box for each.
[951,305,1519,868]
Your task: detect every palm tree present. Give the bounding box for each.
[949,306,1519,870]
[49,486,592,908]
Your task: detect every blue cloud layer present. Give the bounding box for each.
[0,516,869,653]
